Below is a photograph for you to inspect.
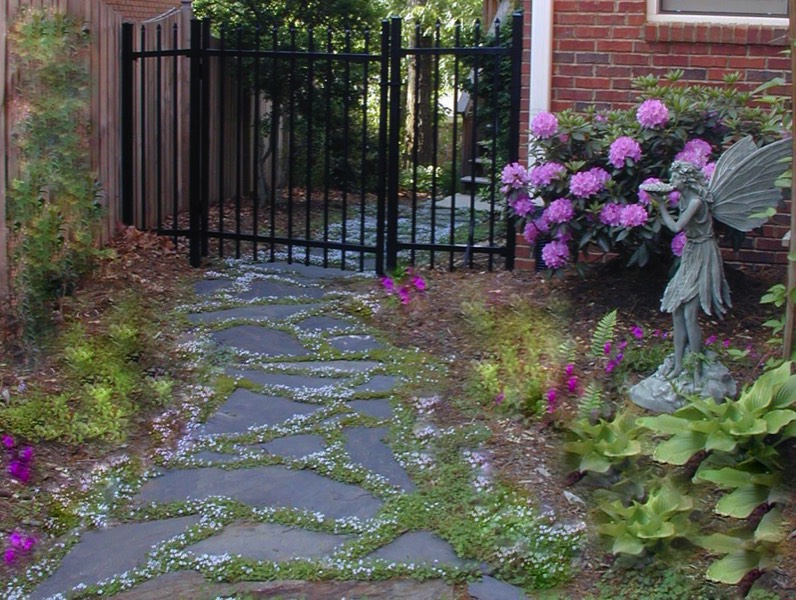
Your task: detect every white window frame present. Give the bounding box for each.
[646,0,788,26]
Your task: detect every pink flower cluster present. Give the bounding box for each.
[608,136,642,168]
[529,162,566,187]
[541,239,570,269]
[636,98,669,128]
[4,531,36,566]
[500,162,531,192]
[531,111,559,138]
[569,167,610,198]
[671,231,687,257]
[380,269,426,305]
[522,219,549,246]
[509,194,536,218]
[3,434,33,483]
[599,203,648,228]
[675,138,712,168]
[543,198,574,225]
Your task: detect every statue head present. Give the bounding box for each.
[669,161,709,195]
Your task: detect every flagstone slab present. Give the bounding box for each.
[30,515,200,600]
[135,466,383,520]
[235,280,326,301]
[113,572,455,600]
[190,450,240,464]
[368,531,466,567]
[468,576,530,600]
[294,315,357,331]
[211,326,310,356]
[199,389,320,435]
[254,262,363,280]
[260,434,326,459]
[194,279,234,297]
[329,334,385,353]
[346,399,394,419]
[270,360,382,374]
[187,303,322,324]
[185,521,350,561]
[354,374,399,394]
[344,427,414,491]
[226,368,344,390]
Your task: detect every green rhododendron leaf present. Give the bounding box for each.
[771,371,796,409]
[637,414,691,435]
[580,453,612,474]
[704,430,737,452]
[692,533,748,554]
[754,506,786,543]
[762,409,796,434]
[706,551,761,584]
[612,534,645,556]
[653,432,706,465]
[715,485,770,519]
[694,467,751,489]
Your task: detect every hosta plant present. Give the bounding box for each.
[564,410,644,476]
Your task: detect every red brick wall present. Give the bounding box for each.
[516,0,791,270]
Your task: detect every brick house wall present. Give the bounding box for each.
[514,0,791,271]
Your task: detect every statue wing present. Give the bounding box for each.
[709,137,791,232]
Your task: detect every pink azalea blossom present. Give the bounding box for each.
[531,112,559,138]
[619,204,648,228]
[529,162,566,187]
[608,136,642,168]
[636,98,669,128]
[671,231,686,257]
[543,198,574,224]
[541,240,570,269]
[599,203,623,227]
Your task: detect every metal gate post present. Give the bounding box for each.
[375,20,391,275]
[121,23,135,226]
[188,19,203,267]
[505,11,524,271]
[385,17,402,273]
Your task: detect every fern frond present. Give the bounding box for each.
[590,309,617,358]
[578,381,604,420]
[557,340,577,363]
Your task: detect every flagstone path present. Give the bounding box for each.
[27,262,529,600]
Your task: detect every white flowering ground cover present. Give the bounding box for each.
[2,259,583,600]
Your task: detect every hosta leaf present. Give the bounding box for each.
[762,409,796,434]
[653,432,706,465]
[781,420,796,439]
[715,484,770,519]
[637,414,691,435]
[754,506,786,543]
[692,533,749,554]
[690,420,720,435]
[706,550,761,585]
[694,467,749,489]
[727,418,767,437]
[580,452,612,474]
[603,439,642,457]
[612,534,645,556]
[704,430,737,452]
[771,371,796,409]
[636,522,675,539]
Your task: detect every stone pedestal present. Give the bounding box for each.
[629,353,737,413]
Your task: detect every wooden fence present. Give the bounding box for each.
[0,0,192,301]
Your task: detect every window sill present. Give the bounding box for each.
[644,21,788,45]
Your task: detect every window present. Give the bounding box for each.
[648,0,788,24]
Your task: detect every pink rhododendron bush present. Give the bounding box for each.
[503,72,790,269]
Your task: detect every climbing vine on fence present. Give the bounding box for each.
[8,7,103,340]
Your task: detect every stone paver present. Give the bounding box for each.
[260,434,326,459]
[31,515,200,600]
[354,374,399,394]
[199,388,320,435]
[329,334,385,353]
[212,325,310,356]
[235,280,326,301]
[226,368,344,389]
[468,576,530,600]
[187,303,322,324]
[185,521,350,561]
[194,279,234,296]
[346,399,394,419]
[344,427,415,491]
[295,315,356,331]
[270,359,382,373]
[368,531,467,567]
[135,466,383,520]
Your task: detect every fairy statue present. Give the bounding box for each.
[631,136,790,412]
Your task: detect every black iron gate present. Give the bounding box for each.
[121,14,523,273]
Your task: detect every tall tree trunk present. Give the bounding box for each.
[405,7,435,166]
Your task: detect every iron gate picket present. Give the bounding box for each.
[121,13,523,273]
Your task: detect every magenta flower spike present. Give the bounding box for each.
[2,435,13,449]
[4,548,15,566]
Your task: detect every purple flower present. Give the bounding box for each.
[668,190,681,206]
[605,360,617,374]
[380,276,395,293]
[4,548,15,565]
[546,388,558,413]
[529,162,566,187]
[22,537,35,551]
[618,340,628,351]
[9,532,22,547]
[411,275,426,292]
[702,162,716,181]
[510,194,535,218]
[567,376,579,393]
[565,363,575,377]
[723,339,731,348]
[706,335,717,345]
[619,204,648,228]
[570,170,604,199]
[604,341,612,355]
[8,461,30,483]
[19,447,33,463]
[671,231,686,257]
[531,112,559,138]
[495,391,505,406]
[599,203,623,227]
[398,286,411,305]
[675,138,712,168]
[636,98,669,128]
[638,177,662,205]
[541,240,570,269]
[501,162,531,189]
[631,326,644,340]
[523,221,541,246]
[543,198,574,224]
[609,136,642,168]
[2,435,13,449]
